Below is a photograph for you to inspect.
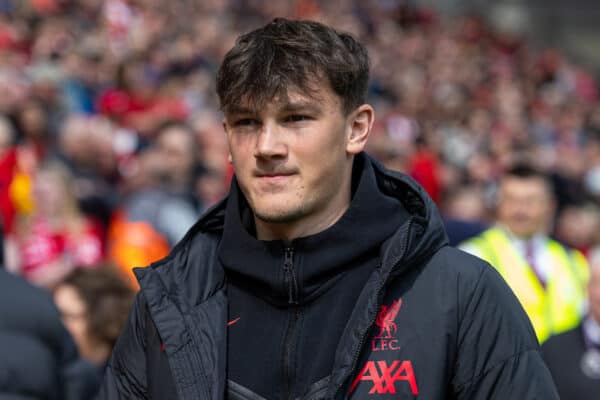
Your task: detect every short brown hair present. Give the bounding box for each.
[216,18,370,115]
[60,266,135,349]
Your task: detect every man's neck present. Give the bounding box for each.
[499,225,546,243]
[254,201,350,242]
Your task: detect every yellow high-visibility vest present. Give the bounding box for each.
[461,227,589,343]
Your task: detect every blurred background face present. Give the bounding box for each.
[155,126,195,185]
[157,127,193,171]
[53,284,91,360]
[497,176,554,238]
[19,101,47,138]
[33,169,71,217]
[589,266,600,324]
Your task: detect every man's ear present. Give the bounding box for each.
[222,119,233,163]
[222,119,229,135]
[346,104,374,155]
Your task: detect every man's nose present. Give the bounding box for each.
[254,122,287,158]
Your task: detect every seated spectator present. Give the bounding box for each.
[5,161,104,288]
[53,266,135,381]
[542,249,600,399]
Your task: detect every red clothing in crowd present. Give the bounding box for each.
[18,217,104,279]
[0,148,17,232]
[410,148,441,204]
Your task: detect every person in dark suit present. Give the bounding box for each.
[542,249,600,399]
[0,265,98,399]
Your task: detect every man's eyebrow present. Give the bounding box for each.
[225,101,323,116]
[224,106,258,115]
[279,101,322,114]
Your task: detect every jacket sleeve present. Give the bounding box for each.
[451,263,559,399]
[96,293,149,399]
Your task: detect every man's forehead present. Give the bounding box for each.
[502,176,547,188]
[500,176,552,196]
[225,85,338,115]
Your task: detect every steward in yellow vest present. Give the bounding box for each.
[461,226,589,343]
[460,164,589,343]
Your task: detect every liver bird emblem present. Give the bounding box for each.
[374,298,403,339]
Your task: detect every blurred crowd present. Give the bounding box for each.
[0,0,600,397]
[1,0,599,283]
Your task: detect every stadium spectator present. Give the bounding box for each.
[53,265,135,396]
[542,249,600,399]
[0,266,98,399]
[440,185,489,246]
[114,121,198,246]
[4,160,104,288]
[461,164,589,343]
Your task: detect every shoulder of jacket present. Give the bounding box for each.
[427,246,490,278]
[132,221,226,315]
[134,197,227,277]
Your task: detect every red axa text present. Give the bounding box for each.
[349,360,419,395]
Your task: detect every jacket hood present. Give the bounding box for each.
[370,155,449,276]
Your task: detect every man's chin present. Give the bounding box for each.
[253,206,306,225]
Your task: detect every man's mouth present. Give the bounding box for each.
[257,173,294,177]
[255,171,297,184]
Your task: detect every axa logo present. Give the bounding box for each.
[349,360,419,395]
[372,298,402,352]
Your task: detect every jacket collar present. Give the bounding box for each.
[217,153,409,306]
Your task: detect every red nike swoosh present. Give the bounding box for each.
[227,317,240,327]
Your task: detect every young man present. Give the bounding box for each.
[99,19,558,399]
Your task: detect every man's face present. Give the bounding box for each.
[497,176,554,238]
[224,85,364,239]
[589,266,600,324]
[156,127,195,178]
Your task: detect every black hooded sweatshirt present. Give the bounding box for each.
[98,152,559,400]
[220,156,408,399]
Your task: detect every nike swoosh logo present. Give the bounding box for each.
[227,317,240,327]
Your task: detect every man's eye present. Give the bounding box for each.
[285,115,311,123]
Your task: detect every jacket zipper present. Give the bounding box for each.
[333,219,415,398]
[282,246,300,399]
[282,307,301,400]
[283,247,298,305]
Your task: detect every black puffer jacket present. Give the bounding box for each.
[98,154,558,399]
